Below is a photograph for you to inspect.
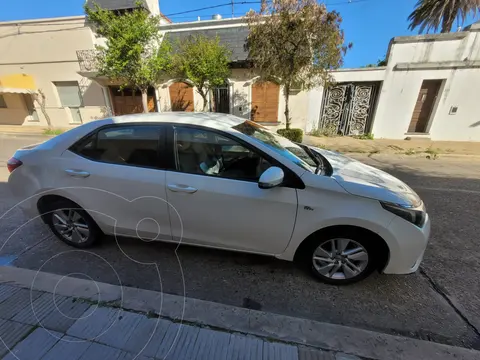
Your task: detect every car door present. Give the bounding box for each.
[57,124,172,241]
[165,125,298,255]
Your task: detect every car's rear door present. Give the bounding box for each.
[164,125,298,255]
[57,124,171,241]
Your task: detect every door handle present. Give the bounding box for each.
[65,169,90,178]
[167,184,197,194]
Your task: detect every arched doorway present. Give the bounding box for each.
[169,82,194,112]
[251,80,279,122]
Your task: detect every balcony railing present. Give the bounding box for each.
[77,49,99,72]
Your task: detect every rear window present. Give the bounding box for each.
[70,125,163,169]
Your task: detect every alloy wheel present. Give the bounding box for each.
[312,238,369,280]
[52,209,90,243]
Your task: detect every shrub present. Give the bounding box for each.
[354,133,374,140]
[277,128,303,143]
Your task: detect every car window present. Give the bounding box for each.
[72,125,162,168]
[233,121,316,172]
[174,127,271,181]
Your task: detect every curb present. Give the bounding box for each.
[0,266,479,360]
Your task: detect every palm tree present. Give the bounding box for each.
[408,0,480,33]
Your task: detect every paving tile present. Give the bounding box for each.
[41,335,92,360]
[3,328,61,360]
[95,310,144,349]
[12,292,67,326]
[122,317,171,357]
[77,342,123,360]
[226,333,263,360]
[189,327,231,360]
[0,285,21,304]
[154,321,183,359]
[42,297,92,332]
[0,319,34,357]
[0,288,43,320]
[298,347,335,360]
[117,351,154,360]
[161,323,200,360]
[263,340,299,360]
[67,306,121,341]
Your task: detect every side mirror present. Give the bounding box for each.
[258,167,284,189]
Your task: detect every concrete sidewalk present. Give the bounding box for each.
[303,134,480,156]
[0,266,479,360]
[0,284,341,360]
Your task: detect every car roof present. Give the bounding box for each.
[106,112,247,132]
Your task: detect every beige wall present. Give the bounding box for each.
[0,16,107,127]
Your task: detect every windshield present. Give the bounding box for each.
[233,121,316,172]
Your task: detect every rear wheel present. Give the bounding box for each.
[300,230,378,285]
[44,200,100,248]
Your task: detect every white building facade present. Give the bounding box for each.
[307,21,480,141]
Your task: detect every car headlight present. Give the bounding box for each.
[380,201,426,227]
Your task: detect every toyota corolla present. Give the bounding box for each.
[7,113,430,285]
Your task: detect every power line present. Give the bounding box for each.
[164,0,371,17]
[164,1,262,17]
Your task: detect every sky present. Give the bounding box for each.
[1,0,479,68]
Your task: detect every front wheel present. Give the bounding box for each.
[302,232,377,285]
[45,200,101,248]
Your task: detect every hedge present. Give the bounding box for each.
[277,128,304,143]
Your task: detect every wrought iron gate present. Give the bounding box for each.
[318,83,379,135]
[212,85,230,114]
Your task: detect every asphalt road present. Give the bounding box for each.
[1,135,480,349]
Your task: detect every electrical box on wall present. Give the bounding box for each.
[449,106,458,115]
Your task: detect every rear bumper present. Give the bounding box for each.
[382,213,430,275]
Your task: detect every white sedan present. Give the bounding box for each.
[7,113,430,285]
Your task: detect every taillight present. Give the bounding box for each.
[7,157,22,173]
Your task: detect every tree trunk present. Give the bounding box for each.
[34,90,52,129]
[141,89,149,113]
[200,91,209,112]
[283,84,291,130]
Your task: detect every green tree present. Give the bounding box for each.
[408,0,480,33]
[85,2,172,113]
[172,34,231,111]
[245,0,349,130]
[365,56,387,67]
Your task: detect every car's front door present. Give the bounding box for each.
[60,124,171,241]
[164,125,298,254]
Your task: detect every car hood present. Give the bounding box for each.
[309,147,421,207]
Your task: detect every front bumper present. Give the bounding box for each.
[382,213,430,274]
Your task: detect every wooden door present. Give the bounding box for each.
[169,82,194,112]
[408,80,442,133]
[251,81,279,122]
[110,87,156,115]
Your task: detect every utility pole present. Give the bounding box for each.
[231,0,234,18]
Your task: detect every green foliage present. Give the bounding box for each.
[354,133,374,140]
[43,128,64,135]
[408,0,479,33]
[246,0,349,129]
[277,128,304,143]
[405,148,416,155]
[84,2,172,112]
[171,34,231,111]
[364,56,387,67]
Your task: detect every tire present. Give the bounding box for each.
[300,229,378,285]
[44,199,101,248]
